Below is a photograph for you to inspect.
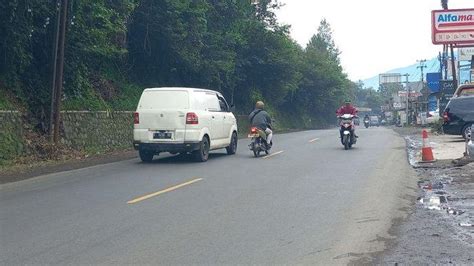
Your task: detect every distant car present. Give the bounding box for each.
[369,116,380,127]
[442,95,474,139]
[133,87,238,162]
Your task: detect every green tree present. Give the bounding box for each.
[0,0,136,114]
[290,19,350,125]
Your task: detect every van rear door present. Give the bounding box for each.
[136,90,189,142]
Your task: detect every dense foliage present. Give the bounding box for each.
[1,0,359,129]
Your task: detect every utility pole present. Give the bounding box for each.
[450,44,458,88]
[438,52,443,75]
[443,45,448,80]
[471,55,474,83]
[417,59,427,83]
[53,0,68,144]
[417,60,428,124]
[49,0,61,141]
[441,0,448,80]
[441,0,448,10]
[403,73,410,126]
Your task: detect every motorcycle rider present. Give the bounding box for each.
[363,114,370,124]
[336,100,358,142]
[249,101,273,147]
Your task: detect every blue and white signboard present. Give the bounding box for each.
[426,72,442,93]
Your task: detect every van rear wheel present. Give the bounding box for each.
[194,136,210,162]
[226,132,238,155]
[139,149,154,162]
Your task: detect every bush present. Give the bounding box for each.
[430,119,444,134]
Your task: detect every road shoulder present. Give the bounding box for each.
[0,149,137,184]
[299,128,419,264]
[336,129,418,264]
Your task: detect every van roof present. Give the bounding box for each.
[144,87,219,94]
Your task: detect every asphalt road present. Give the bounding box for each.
[0,127,417,264]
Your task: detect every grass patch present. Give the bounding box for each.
[109,83,143,111]
[0,93,13,110]
[63,86,110,111]
[0,89,24,110]
[0,131,24,164]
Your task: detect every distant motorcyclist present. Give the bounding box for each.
[336,100,358,140]
[363,114,370,128]
[249,101,273,147]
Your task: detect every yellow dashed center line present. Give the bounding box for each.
[127,178,203,204]
[309,138,320,143]
[262,150,284,159]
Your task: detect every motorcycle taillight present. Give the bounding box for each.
[250,127,258,133]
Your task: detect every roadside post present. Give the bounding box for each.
[466,126,473,158]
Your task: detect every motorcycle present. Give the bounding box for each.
[248,127,272,157]
[338,114,357,150]
[364,118,370,128]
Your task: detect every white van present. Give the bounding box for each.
[133,87,238,162]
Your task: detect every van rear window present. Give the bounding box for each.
[138,90,189,109]
[459,87,474,97]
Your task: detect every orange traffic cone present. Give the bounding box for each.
[421,129,436,162]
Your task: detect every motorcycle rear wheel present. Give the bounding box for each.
[253,149,260,157]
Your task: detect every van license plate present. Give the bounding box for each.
[153,132,172,139]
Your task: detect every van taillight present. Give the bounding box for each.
[443,111,449,123]
[186,112,198,124]
[133,112,139,124]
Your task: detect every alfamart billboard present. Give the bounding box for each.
[432,8,474,45]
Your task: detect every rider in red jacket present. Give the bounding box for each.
[336,100,358,142]
[336,100,358,116]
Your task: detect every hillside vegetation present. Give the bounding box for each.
[1,0,358,129]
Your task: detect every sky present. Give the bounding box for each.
[275,0,473,81]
